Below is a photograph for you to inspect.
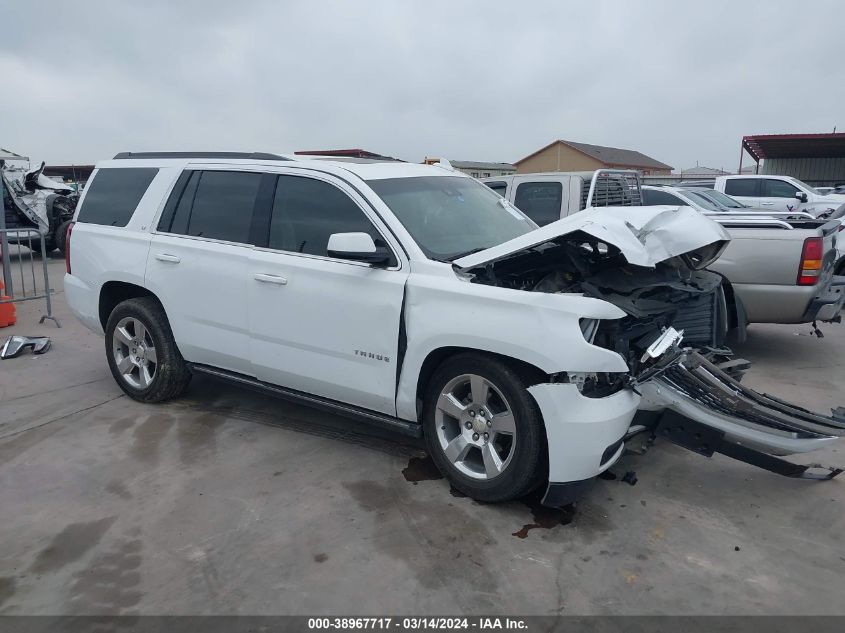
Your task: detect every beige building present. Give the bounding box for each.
[514,139,673,176]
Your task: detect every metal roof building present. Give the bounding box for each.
[740,133,845,185]
[514,139,673,175]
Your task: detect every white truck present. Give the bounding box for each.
[712,174,845,219]
[64,154,845,508]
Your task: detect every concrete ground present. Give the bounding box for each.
[1,255,844,615]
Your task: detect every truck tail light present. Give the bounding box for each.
[65,222,75,274]
[797,237,823,286]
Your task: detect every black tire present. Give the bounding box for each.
[422,353,547,503]
[54,220,72,256]
[105,297,192,402]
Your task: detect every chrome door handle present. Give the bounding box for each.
[254,273,287,285]
[155,253,181,263]
[760,202,774,206]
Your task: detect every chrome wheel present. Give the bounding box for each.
[112,316,157,389]
[434,373,516,480]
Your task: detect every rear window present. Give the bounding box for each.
[724,178,759,197]
[514,182,562,226]
[76,167,158,226]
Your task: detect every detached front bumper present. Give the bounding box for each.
[528,383,639,506]
[639,351,845,455]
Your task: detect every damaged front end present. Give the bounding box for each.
[1,158,78,250]
[454,206,844,496]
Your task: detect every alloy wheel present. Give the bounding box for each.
[112,316,157,389]
[434,373,516,480]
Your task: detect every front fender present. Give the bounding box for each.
[395,274,630,421]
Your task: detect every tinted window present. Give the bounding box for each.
[485,182,507,197]
[167,170,261,243]
[724,178,759,197]
[514,182,562,226]
[269,176,385,258]
[77,167,158,226]
[763,179,800,198]
[642,189,685,206]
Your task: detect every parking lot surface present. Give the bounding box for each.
[1,257,844,615]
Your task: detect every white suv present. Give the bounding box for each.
[65,153,845,506]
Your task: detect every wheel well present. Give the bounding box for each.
[98,281,156,330]
[415,347,547,416]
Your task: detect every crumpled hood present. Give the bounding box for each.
[453,205,731,269]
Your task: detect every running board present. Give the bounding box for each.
[655,410,843,480]
[188,364,423,438]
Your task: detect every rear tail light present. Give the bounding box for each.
[65,221,75,274]
[797,236,823,286]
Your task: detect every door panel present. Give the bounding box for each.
[249,250,406,414]
[146,235,253,375]
[248,172,409,415]
[145,167,264,376]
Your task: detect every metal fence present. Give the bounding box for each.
[0,228,61,327]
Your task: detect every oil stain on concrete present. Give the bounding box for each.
[401,455,443,484]
[512,493,576,539]
[29,516,117,574]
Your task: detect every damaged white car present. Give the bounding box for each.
[64,154,845,507]
[1,155,78,255]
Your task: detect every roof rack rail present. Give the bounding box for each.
[112,151,290,161]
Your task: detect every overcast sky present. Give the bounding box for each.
[2,0,843,171]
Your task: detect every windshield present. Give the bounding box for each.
[684,190,723,211]
[698,189,746,209]
[367,176,536,261]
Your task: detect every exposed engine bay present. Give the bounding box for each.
[460,230,729,374]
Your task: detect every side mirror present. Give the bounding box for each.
[326,232,393,266]
[795,192,808,203]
